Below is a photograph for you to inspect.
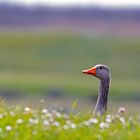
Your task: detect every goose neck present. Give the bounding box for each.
[94,76,110,115]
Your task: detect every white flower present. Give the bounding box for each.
[56,112,61,118]
[83,118,98,126]
[83,121,91,126]
[118,107,126,113]
[66,120,72,125]
[106,118,112,123]
[70,123,76,129]
[119,117,125,125]
[16,119,24,124]
[43,120,50,126]
[89,118,98,124]
[52,110,57,114]
[63,114,69,119]
[33,119,39,125]
[9,111,15,116]
[46,113,53,118]
[42,109,48,114]
[29,118,34,124]
[53,121,60,127]
[99,122,109,129]
[24,107,31,113]
[49,117,54,122]
[52,110,61,117]
[106,114,111,119]
[6,125,12,131]
[63,125,69,129]
[29,118,38,125]
[0,114,3,119]
[106,114,112,123]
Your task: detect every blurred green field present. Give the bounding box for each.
[0,30,140,100]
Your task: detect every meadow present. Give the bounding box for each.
[0,102,140,140]
[0,29,140,139]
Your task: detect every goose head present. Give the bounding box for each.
[82,64,110,80]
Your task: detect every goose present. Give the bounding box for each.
[82,64,111,115]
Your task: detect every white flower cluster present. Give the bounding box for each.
[0,105,132,139]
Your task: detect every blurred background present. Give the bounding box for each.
[0,0,140,113]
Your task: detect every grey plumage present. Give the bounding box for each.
[94,74,110,115]
[82,64,111,115]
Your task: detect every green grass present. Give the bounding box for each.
[0,102,140,140]
[0,30,140,99]
[0,30,140,139]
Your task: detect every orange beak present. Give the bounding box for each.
[82,67,96,76]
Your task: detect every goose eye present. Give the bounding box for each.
[100,67,102,69]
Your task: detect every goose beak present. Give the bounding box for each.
[82,67,96,76]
